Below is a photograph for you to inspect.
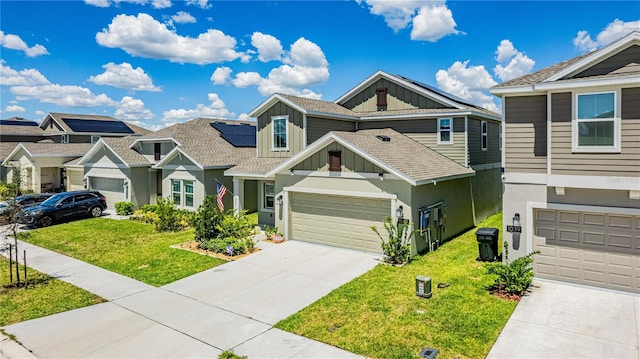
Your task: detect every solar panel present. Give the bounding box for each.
[0,119,39,126]
[63,118,134,134]
[211,122,256,147]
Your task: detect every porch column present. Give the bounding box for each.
[233,178,244,213]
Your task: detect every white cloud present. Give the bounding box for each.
[230,37,328,98]
[410,4,461,42]
[251,32,283,62]
[89,62,161,91]
[36,110,46,117]
[574,19,640,52]
[152,0,171,8]
[5,105,26,113]
[85,0,111,7]
[85,0,172,8]
[162,93,233,123]
[493,39,535,82]
[211,66,232,85]
[237,113,253,122]
[0,31,49,57]
[114,96,154,120]
[186,0,210,9]
[171,11,196,24]
[11,84,117,108]
[96,13,247,64]
[359,0,423,32]
[436,60,499,113]
[0,62,50,86]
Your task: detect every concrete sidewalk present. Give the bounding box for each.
[1,233,377,359]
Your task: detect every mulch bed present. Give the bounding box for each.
[489,284,523,301]
[170,241,259,261]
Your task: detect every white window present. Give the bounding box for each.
[437,118,453,144]
[573,91,619,152]
[263,182,274,210]
[481,121,488,151]
[272,116,288,151]
[171,179,195,208]
[91,135,100,143]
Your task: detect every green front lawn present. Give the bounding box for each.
[23,218,227,286]
[276,212,515,359]
[1,257,105,326]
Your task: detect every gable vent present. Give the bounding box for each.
[376,135,391,142]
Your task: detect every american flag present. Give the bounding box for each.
[216,181,228,212]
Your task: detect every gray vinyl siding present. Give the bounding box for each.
[129,166,151,208]
[357,118,467,165]
[572,45,640,78]
[550,88,640,177]
[0,135,44,142]
[504,95,547,173]
[257,102,305,158]
[292,142,385,173]
[468,118,501,165]
[342,78,450,112]
[69,135,92,143]
[306,117,355,144]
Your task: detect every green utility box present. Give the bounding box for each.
[415,276,432,298]
[476,227,499,262]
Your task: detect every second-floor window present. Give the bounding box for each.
[481,121,488,151]
[574,91,618,152]
[438,118,453,144]
[328,151,342,171]
[272,116,288,151]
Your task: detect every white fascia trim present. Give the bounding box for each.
[536,76,640,91]
[283,185,398,200]
[504,172,548,185]
[223,171,271,179]
[415,172,475,186]
[306,111,359,121]
[359,111,501,122]
[155,147,203,169]
[84,163,129,169]
[2,143,30,165]
[490,86,539,95]
[202,165,233,170]
[129,137,181,149]
[288,170,403,181]
[471,162,501,171]
[161,164,202,171]
[547,174,640,191]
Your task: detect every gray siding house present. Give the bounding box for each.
[490,31,640,293]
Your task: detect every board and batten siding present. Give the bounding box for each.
[357,118,467,165]
[467,118,501,165]
[292,142,385,174]
[306,117,356,144]
[257,102,305,158]
[573,45,640,78]
[342,78,449,112]
[504,95,547,173]
[550,88,640,177]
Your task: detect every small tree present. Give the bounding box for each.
[1,165,29,286]
[371,216,414,265]
[192,195,222,242]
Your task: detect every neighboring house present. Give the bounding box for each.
[226,70,502,254]
[490,31,640,293]
[77,118,257,210]
[2,143,93,192]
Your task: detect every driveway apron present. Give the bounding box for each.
[1,235,378,359]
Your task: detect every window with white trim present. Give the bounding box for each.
[437,118,453,144]
[171,179,194,208]
[263,182,274,210]
[481,121,488,151]
[574,91,619,151]
[272,116,288,150]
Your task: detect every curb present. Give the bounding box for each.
[0,333,37,359]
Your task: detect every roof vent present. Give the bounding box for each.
[376,135,391,142]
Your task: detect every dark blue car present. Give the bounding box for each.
[19,190,107,228]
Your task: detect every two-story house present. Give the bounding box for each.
[490,31,640,293]
[76,118,257,210]
[226,71,502,254]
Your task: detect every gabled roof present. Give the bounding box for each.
[2,143,93,165]
[41,113,150,135]
[230,128,474,185]
[492,31,640,94]
[0,117,46,136]
[0,142,22,161]
[78,137,149,167]
[249,94,360,119]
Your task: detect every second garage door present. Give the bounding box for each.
[90,177,125,209]
[533,208,639,293]
[290,192,390,253]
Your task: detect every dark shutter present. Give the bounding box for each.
[328,151,341,171]
[376,88,388,107]
[154,143,161,161]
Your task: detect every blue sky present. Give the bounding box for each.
[1,1,638,130]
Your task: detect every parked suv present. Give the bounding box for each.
[0,193,54,216]
[18,191,107,228]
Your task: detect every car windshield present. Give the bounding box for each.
[40,193,68,207]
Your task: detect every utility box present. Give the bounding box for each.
[476,227,499,261]
[415,276,432,298]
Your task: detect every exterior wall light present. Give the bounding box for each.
[513,213,521,227]
[276,194,283,205]
[396,205,404,221]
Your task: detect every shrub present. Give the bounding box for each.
[130,198,190,232]
[192,195,222,243]
[371,216,414,265]
[196,206,255,256]
[114,201,134,215]
[219,350,247,359]
[487,242,540,296]
[200,236,247,256]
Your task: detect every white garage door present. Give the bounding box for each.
[90,177,125,209]
[534,208,639,293]
[290,192,390,253]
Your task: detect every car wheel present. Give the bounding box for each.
[90,206,103,218]
[38,216,53,227]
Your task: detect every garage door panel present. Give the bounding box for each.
[91,177,124,209]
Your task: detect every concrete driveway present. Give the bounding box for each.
[1,239,379,359]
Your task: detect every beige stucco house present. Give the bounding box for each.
[490,31,640,293]
[227,70,503,255]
